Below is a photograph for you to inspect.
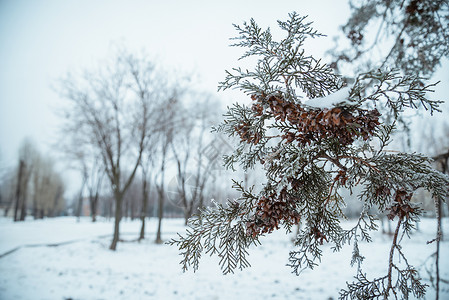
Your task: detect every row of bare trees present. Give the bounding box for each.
[56,49,234,250]
[0,139,65,220]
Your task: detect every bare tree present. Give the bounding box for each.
[70,151,88,221]
[170,103,196,224]
[13,139,37,221]
[57,49,161,250]
[154,96,177,244]
[139,140,156,241]
[170,94,224,224]
[2,141,67,221]
[13,159,26,221]
[0,167,16,217]
[31,156,65,219]
[61,139,105,222]
[139,166,150,240]
[83,154,105,222]
[31,154,43,219]
[122,177,142,220]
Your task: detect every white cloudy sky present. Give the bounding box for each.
[0,0,447,194]
[0,0,349,167]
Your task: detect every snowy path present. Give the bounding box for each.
[0,217,448,299]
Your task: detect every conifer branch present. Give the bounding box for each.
[170,12,449,299]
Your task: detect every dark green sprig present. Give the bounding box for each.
[170,12,449,300]
[355,69,443,118]
[340,260,427,300]
[218,12,340,99]
[167,190,260,274]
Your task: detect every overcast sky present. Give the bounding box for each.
[0,0,350,162]
[0,0,447,195]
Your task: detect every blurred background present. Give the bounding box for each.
[0,0,358,224]
[0,0,448,299]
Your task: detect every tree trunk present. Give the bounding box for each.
[184,210,191,226]
[4,199,12,217]
[139,178,149,241]
[109,192,123,250]
[19,171,30,221]
[50,186,63,218]
[108,196,113,221]
[90,192,98,222]
[131,197,136,220]
[14,160,25,222]
[155,188,164,244]
[155,142,168,244]
[139,213,146,241]
[19,192,27,221]
[76,196,83,220]
[76,179,86,222]
[32,172,41,219]
[32,189,38,219]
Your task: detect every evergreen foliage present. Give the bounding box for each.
[332,0,449,78]
[168,12,449,299]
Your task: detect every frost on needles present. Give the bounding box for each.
[168,12,449,299]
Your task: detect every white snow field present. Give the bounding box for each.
[0,216,447,300]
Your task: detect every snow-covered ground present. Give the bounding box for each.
[0,216,447,300]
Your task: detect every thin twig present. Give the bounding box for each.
[385,217,402,299]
